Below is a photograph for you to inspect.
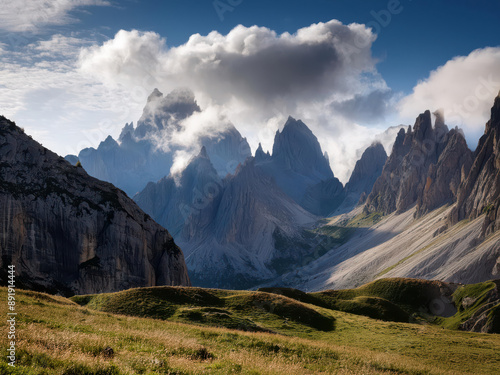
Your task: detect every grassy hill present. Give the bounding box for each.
[1,278,499,374]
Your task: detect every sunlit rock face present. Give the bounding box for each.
[366,110,473,216]
[450,92,500,237]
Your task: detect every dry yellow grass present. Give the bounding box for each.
[1,287,499,374]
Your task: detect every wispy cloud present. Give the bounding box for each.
[0,0,111,33]
[0,33,143,157]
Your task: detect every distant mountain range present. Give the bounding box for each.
[1,88,499,293]
[69,88,251,197]
[64,89,386,287]
[67,89,500,289]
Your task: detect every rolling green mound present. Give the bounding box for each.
[311,278,456,321]
[72,287,224,320]
[71,286,335,333]
[3,283,500,375]
[258,286,409,322]
[261,278,500,333]
[260,279,446,323]
[72,278,500,334]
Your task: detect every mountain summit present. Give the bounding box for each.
[365,110,472,216]
[256,116,344,215]
[272,116,333,180]
[134,87,201,138]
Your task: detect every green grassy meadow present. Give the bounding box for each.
[1,278,499,374]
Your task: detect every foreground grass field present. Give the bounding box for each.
[1,280,499,374]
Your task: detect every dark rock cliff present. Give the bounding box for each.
[450,93,500,236]
[0,116,190,296]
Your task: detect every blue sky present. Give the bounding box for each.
[0,0,499,181]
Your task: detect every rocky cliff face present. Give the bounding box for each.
[135,146,222,238]
[346,142,387,203]
[301,178,345,217]
[135,148,318,288]
[418,128,473,216]
[256,116,345,215]
[459,280,500,334]
[180,157,318,288]
[75,88,251,196]
[450,93,500,236]
[365,110,472,216]
[271,116,333,180]
[0,116,190,295]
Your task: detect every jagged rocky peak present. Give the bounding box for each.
[182,145,220,181]
[0,116,190,295]
[272,116,333,179]
[200,124,252,177]
[198,145,208,158]
[417,127,473,216]
[73,87,249,196]
[98,135,119,151]
[119,122,134,142]
[346,142,387,195]
[148,87,163,102]
[393,127,410,155]
[365,106,472,216]
[412,110,434,142]
[450,92,500,236]
[254,142,270,162]
[433,109,447,129]
[135,87,201,138]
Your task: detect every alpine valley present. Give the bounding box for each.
[2,89,500,375]
[49,88,499,292]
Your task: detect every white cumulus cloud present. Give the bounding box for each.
[79,29,166,87]
[398,47,500,145]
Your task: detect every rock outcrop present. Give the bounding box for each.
[459,280,500,334]
[256,116,345,215]
[365,110,472,216]
[271,116,333,181]
[254,143,271,163]
[301,178,345,217]
[0,116,190,296]
[450,93,500,236]
[345,142,387,202]
[418,128,473,216]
